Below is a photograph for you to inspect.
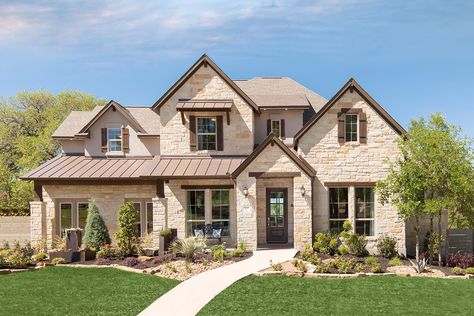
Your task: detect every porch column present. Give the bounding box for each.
[293,175,313,250]
[236,177,258,251]
[30,201,46,245]
[152,197,167,248]
[45,200,56,249]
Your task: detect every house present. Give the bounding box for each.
[22,54,408,254]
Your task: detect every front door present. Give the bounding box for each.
[266,188,288,243]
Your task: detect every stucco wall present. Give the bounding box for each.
[297,89,405,254]
[159,65,255,156]
[255,109,304,146]
[0,216,30,245]
[59,140,85,155]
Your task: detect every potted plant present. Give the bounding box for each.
[141,233,157,256]
[159,228,172,256]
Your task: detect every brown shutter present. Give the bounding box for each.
[359,112,367,144]
[267,119,271,135]
[101,128,107,152]
[189,115,197,151]
[280,119,285,139]
[217,116,224,151]
[337,113,345,144]
[122,127,129,152]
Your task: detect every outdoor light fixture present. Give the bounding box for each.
[243,186,249,197]
[300,186,306,196]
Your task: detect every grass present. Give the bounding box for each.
[199,275,474,315]
[0,267,179,316]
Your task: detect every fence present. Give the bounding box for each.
[446,228,474,256]
[0,216,30,245]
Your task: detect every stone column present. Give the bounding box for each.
[152,197,167,248]
[45,200,56,249]
[30,201,46,245]
[293,175,313,250]
[236,177,258,251]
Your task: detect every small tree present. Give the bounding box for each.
[115,202,139,256]
[82,199,111,250]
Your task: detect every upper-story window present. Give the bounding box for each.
[345,114,358,142]
[197,117,217,150]
[266,119,285,139]
[271,120,281,137]
[108,128,122,152]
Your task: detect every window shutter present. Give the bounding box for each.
[280,119,285,139]
[337,113,345,144]
[267,119,271,135]
[189,115,197,151]
[217,116,224,151]
[101,128,108,152]
[122,127,129,152]
[359,113,367,144]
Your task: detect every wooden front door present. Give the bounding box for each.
[266,188,288,243]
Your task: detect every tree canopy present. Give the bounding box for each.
[0,91,104,215]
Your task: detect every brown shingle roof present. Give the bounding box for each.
[176,100,233,111]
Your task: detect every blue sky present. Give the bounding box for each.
[0,0,473,136]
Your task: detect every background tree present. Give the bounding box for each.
[82,199,111,250]
[0,91,103,215]
[115,202,140,256]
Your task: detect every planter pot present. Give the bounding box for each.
[159,236,171,256]
[48,250,74,263]
[143,248,157,256]
[80,249,97,261]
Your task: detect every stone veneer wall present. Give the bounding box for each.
[159,65,255,156]
[38,184,156,247]
[297,89,406,254]
[236,144,312,251]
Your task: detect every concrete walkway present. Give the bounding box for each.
[139,248,297,316]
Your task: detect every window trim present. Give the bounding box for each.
[59,202,73,236]
[211,189,231,237]
[344,114,359,143]
[328,187,349,234]
[76,201,89,230]
[107,127,123,152]
[271,119,281,138]
[146,202,154,235]
[355,187,375,236]
[126,199,153,238]
[196,116,217,151]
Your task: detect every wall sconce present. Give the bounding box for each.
[300,186,306,196]
[243,186,249,197]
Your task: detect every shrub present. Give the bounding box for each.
[0,249,10,267]
[465,267,474,275]
[52,235,67,251]
[345,234,368,256]
[123,257,139,267]
[371,263,383,273]
[452,267,464,275]
[339,220,352,239]
[299,245,314,261]
[313,232,338,255]
[22,242,34,258]
[2,240,9,250]
[271,261,283,271]
[307,253,321,266]
[314,263,330,273]
[51,257,65,265]
[448,252,474,269]
[389,257,402,266]
[355,263,365,273]
[212,244,227,262]
[7,250,31,268]
[377,235,398,258]
[34,252,48,262]
[364,256,379,266]
[95,258,111,265]
[159,228,172,237]
[33,238,47,254]
[115,202,140,257]
[238,240,248,253]
[185,262,193,273]
[338,245,349,255]
[423,231,442,258]
[96,244,117,259]
[153,253,176,265]
[335,257,356,274]
[291,258,299,267]
[83,199,111,250]
[294,260,307,272]
[231,248,244,257]
[171,236,207,261]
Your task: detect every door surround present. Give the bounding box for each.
[266,187,289,244]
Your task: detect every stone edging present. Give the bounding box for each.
[255,270,474,279]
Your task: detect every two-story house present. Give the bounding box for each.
[22,54,408,254]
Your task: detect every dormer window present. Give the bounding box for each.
[197,117,217,151]
[271,120,281,137]
[108,128,122,152]
[345,114,358,142]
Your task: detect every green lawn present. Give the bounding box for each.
[0,267,179,316]
[199,275,474,315]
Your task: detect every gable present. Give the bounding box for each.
[294,78,405,146]
[152,54,260,113]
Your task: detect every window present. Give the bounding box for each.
[146,202,153,234]
[60,203,73,236]
[197,117,217,150]
[212,190,230,236]
[329,188,348,234]
[271,120,281,137]
[355,188,375,236]
[186,191,205,236]
[108,128,122,152]
[345,114,358,142]
[132,202,142,237]
[77,202,89,229]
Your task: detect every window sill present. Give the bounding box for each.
[105,152,125,157]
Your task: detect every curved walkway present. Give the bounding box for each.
[139,248,297,316]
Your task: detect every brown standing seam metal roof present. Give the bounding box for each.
[294,78,406,145]
[141,156,245,178]
[176,100,233,111]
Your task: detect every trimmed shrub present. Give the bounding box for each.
[123,257,139,267]
[83,199,111,250]
[364,256,379,266]
[388,257,402,266]
[51,257,65,265]
[271,261,283,271]
[115,202,140,257]
[238,240,248,253]
[338,245,349,255]
[314,263,330,273]
[34,252,48,262]
[0,249,10,267]
[452,267,464,275]
[211,244,227,262]
[371,263,383,273]
[231,248,244,257]
[448,252,474,269]
[96,244,117,259]
[7,250,31,268]
[465,267,474,275]
[171,237,207,261]
[159,228,172,237]
[377,235,398,258]
[355,263,365,273]
[313,232,338,255]
[345,234,368,257]
[334,257,356,274]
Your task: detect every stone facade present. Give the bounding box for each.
[159,65,255,156]
[297,88,406,254]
